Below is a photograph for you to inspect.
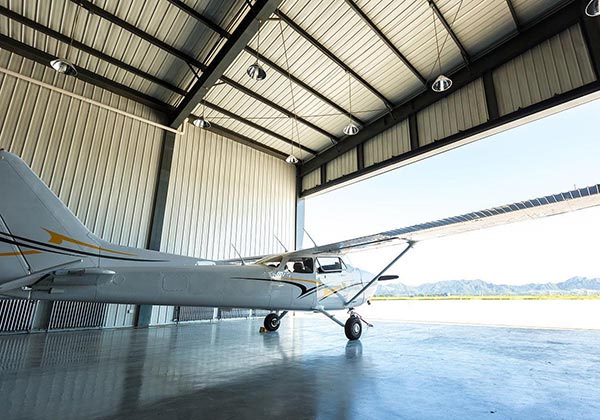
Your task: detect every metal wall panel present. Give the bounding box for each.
[161,124,296,260]
[301,168,321,192]
[48,301,106,330]
[493,25,595,117]
[0,49,165,333]
[150,305,175,326]
[326,148,358,182]
[417,78,488,146]
[103,304,137,328]
[364,118,410,168]
[178,306,215,322]
[218,308,251,319]
[0,298,37,332]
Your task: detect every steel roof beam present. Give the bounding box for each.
[0,6,187,96]
[220,76,338,141]
[300,0,582,176]
[428,0,470,64]
[166,0,365,126]
[68,0,335,142]
[203,101,318,155]
[275,10,395,110]
[0,34,174,113]
[505,0,521,31]
[171,0,283,127]
[343,0,427,86]
[203,122,288,160]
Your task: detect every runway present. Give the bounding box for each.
[1,316,599,419]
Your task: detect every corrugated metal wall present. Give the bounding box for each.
[302,168,321,192]
[0,49,164,331]
[326,148,358,182]
[493,25,595,117]
[364,119,411,168]
[417,78,488,146]
[160,125,296,259]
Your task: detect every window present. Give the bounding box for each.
[285,258,314,274]
[316,257,345,273]
[256,256,283,268]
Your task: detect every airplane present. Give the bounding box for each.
[1,149,599,340]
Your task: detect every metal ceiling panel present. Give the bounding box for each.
[436,0,517,56]
[201,82,331,153]
[355,0,464,83]
[511,0,569,25]
[279,0,423,105]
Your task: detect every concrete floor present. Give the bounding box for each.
[1,316,599,420]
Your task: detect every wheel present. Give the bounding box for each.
[264,313,280,332]
[344,315,362,340]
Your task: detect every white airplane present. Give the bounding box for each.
[1,149,599,340]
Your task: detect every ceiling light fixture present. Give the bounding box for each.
[193,100,211,128]
[51,4,80,76]
[247,20,267,81]
[343,72,359,135]
[586,0,600,16]
[431,5,452,92]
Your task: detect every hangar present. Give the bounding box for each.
[0,0,599,418]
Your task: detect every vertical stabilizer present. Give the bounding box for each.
[0,150,98,285]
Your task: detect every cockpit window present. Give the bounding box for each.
[316,257,345,273]
[256,256,282,268]
[285,258,314,274]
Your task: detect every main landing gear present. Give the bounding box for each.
[263,311,288,332]
[315,308,372,341]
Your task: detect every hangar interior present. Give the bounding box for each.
[0,0,598,333]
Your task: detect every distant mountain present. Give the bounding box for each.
[375,277,600,297]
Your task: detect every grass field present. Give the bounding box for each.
[372,295,600,301]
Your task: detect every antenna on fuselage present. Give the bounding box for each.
[304,228,318,247]
[273,235,288,252]
[231,243,246,265]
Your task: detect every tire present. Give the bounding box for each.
[344,315,362,340]
[264,313,280,332]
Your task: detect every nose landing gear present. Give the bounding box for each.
[263,311,288,332]
[344,314,362,340]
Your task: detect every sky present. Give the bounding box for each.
[303,95,600,286]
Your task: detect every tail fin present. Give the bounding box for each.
[0,150,97,286]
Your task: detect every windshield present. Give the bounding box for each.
[256,256,283,268]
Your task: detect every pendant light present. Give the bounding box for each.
[431,7,452,93]
[279,19,300,165]
[586,0,600,17]
[51,4,80,76]
[343,72,359,135]
[247,20,267,81]
[193,100,211,128]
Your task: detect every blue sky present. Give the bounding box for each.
[304,96,600,285]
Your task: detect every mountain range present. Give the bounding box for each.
[375,277,600,297]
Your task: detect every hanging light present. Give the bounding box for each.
[343,72,359,135]
[432,74,452,92]
[193,100,211,128]
[431,6,452,93]
[247,19,266,81]
[50,59,77,76]
[285,154,298,164]
[586,0,600,17]
[51,4,80,76]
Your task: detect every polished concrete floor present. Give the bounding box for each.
[1,316,599,420]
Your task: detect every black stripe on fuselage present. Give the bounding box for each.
[319,282,363,301]
[0,232,168,262]
[231,276,319,299]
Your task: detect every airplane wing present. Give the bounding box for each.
[287,184,600,256]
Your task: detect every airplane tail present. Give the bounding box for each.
[0,149,97,289]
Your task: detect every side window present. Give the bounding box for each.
[285,258,314,274]
[316,257,345,273]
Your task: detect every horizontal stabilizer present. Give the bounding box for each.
[292,184,600,255]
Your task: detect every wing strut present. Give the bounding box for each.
[346,241,414,306]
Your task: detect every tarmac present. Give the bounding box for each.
[0,315,599,419]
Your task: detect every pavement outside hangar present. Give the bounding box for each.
[0,316,599,420]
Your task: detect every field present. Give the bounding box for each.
[372,295,600,301]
